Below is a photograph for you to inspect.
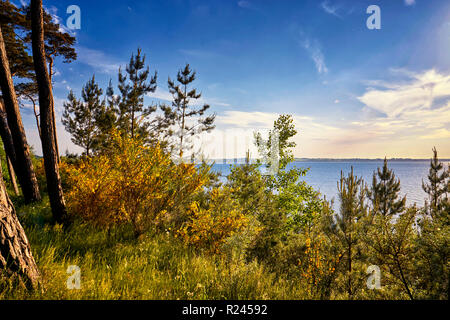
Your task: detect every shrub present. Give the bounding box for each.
[176,187,248,254]
[66,131,209,237]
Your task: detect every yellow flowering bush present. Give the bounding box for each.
[65,131,209,237]
[176,187,248,254]
[34,157,79,193]
[300,235,342,298]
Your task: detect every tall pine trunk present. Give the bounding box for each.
[6,155,19,196]
[0,157,40,289]
[30,0,67,223]
[48,57,60,163]
[0,25,41,203]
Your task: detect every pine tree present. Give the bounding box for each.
[94,79,117,151]
[334,167,367,299]
[368,158,406,216]
[30,0,66,223]
[2,1,77,163]
[62,75,104,156]
[0,23,41,203]
[364,206,417,300]
[117,48,157,139]
[0,0,34,80]
[422,147,448,216]
[166,64,215,158]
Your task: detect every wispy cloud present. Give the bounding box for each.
[299,37,328,74]
[404,0,416,6]
[237,1,252,9]
[197,69,450,158]
[320,1,341,18]
[179,49,220,59]
[76,46,124,74]
[147,88,230,108]
[44,5,76,35]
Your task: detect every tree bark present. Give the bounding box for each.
[0,101,20,197]
[0,99,17,165]
[0,25,41,203]
[6,155,19,196]
[0,157,40,289]
[30,0,67,224]
[48,57,60,163]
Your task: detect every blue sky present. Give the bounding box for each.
[15,0,450,158]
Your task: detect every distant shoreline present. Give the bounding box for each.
[207,158,450,163]
[293,158,450,162]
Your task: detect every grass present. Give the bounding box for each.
[1,197,306,300]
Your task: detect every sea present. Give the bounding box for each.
[210,160,450,207]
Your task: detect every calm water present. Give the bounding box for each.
[211,160,448,207]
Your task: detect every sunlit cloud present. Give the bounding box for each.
[193,69,450,159]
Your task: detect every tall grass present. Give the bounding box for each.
[1,198,306,300]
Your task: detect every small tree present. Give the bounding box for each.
[364,207,418,300]
[62,75,104,157]
[364,159,416,299]
[94,79,117,152]
[167,63,215,159]
[254,114,321,234]
[334,167,367,299]
[415,201,449,299]
[422,147,449,216]
[117,48,157,139]
[368,158,406,216]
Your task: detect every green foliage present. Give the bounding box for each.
[364,207,418,300]
[62,76,106,156]
[1,199,305,300]
[422,147,449,217]
[165,64,216,158]
[117,48,157,140]
[331,168,368,299]
[255,115,326,234]
[0,0,34,79]
[1,1,76,92]
[368,158,406,216]
[415,203,449,299]
[2,110,448,300]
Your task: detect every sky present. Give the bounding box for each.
[13,0,450,159]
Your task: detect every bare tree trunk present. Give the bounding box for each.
[6,155,19,196]
[26,94,41,139]
[30,0,67,224]
[0,99,17,164]
[395,254,414,300]
[0,25,41,203]
[48,57,60,163]
[0,157,40,289]
[0,100,20,195]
